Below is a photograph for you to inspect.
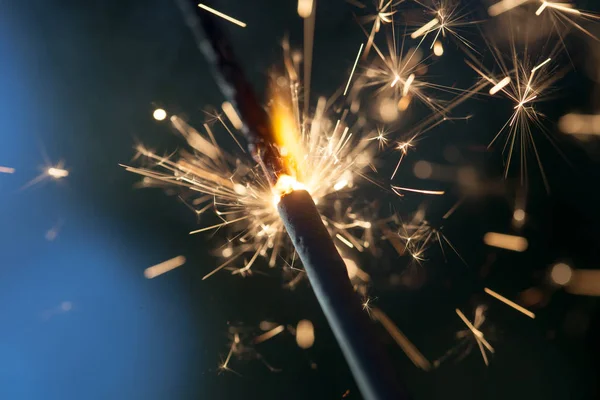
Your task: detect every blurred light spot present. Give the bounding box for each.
[379,98,398,122]
[443,146,460,163]
[413,160,432,179]
[0,166,15,174]
[558,113,600,135]
[61,301,72,311]
[433,41,444,56]
[233,183,247,195]
[457,167,477,186]
[297,0,313,18]
[221,247,233,258]
[45,228,58,241]
[398,94,412,111]
[296,319,315,349]
[221,102,243,130]
[551,263,573,286]
[566,269,600,296]
[483,232,528,252]
[144,255,186,279]
[259,321,279,331]
[153,108,167,121]
[513,208,526,222]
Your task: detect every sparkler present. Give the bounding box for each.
[121,0,600,391]
[156,2,407,398]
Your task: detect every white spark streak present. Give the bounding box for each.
[198,3,247,28]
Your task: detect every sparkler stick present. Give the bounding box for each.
[278,190,407,399]
[178,2,406,398]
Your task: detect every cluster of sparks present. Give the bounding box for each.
[111,0,600,374]
[0,0,597,386]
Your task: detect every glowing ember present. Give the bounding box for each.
[153,108,167,121]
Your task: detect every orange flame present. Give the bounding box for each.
[270,79,304,182]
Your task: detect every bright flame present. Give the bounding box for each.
[270,88,304,180]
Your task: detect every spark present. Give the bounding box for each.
[488,0,529,16]
[455,308,494,366]
[488,0,600,42]
[391,185,445,196]
[221,102,243,130]
[253,325,285,344]
[128,69,376,280]
[362,296,375,316]
[0,166,15,174]
[411,18,440,39]
[489,76,511,95]
[372,307,431,370]
[47,166,69,179]
[153,108,167,121]
[465,42,563,191]
[402,73,415,96]
[411,0,482,51]
[433,40,444,56]
[197,4,247,28]
[484,287,535,319]
[336,233,355,248]
[144,255,186,279]
[391,139,415,179]
[344,43,364,96]
[483,232,528,252]
[352,0,400,58]
[367,128,390,150]
[218,334,239,374]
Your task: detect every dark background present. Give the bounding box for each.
[1,0,600,399]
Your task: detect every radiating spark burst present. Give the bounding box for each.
[125,73,377,280]
[488,0,600,41]
[410,0,481,52]
[367,127,390,150]
[465,40,565,191]
[219,324,284,375]
[197,3,247,28]
[21,160,70,190]
[455,306,494,366]
[434,306,493,367]
[395,208,467,265]
[358,21,478,121]
[484,287,536,318]
[352,0,402,58]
